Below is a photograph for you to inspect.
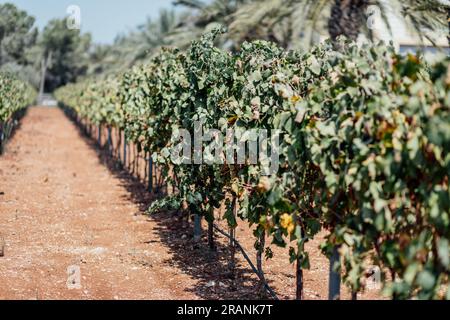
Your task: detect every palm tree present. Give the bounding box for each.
[227,0,323,49]
[131,9,178,60]
[227,0,448,48]
[174,0,247,27]
[84,9,180,76]
[398,0,448,45]
[171,0,251,49]
[328,0,369,41]
[417,0,450,46]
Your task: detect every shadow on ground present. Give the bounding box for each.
[68,115,274,300]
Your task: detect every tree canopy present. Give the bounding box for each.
[0,1,449,91]
[39,18,91,91]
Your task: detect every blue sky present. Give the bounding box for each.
[1,0,175,44]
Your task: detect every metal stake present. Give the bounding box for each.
[193,214,202,242]
[98,124,102,146]
[107,126,112,154]
[328,246,341,300]
[123,136,127,168]
[148,156,153,193]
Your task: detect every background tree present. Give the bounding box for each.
[227,0,312,49]
[417,0,450,46]
[0,3,39,87]
[0,3,37,65]
[227,0,448,49]
[39,18,91,92]
[3,0,446,91]
[132,9,178,60]
[328,0,369,41]
[83,9,179,77]
[171,0,249,48]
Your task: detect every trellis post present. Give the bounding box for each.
[257,231,268,297]
[328,246,341,300]
[117,129,121,161]
[107,126,112,155]
[228,197,237,277]
[123,135,127,168]
[98,124,102,147]
[193,214,202,242]
[0,121,4,155]
[296,256,304,300]
[207,219,215,251]
[0,122,3,144]
[148,155,153,193]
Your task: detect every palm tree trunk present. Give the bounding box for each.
[39,51,52,103]
[328,0,369,42]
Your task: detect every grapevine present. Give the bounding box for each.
[55,30,450,300]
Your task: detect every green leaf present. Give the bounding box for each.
[416,271,436,291]
[308,56,321,75]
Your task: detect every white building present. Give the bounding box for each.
[373,13,449,63]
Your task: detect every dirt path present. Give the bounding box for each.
[0,107,201,300]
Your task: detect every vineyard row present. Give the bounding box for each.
[0,73,36,154]
[55,29,450,300]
